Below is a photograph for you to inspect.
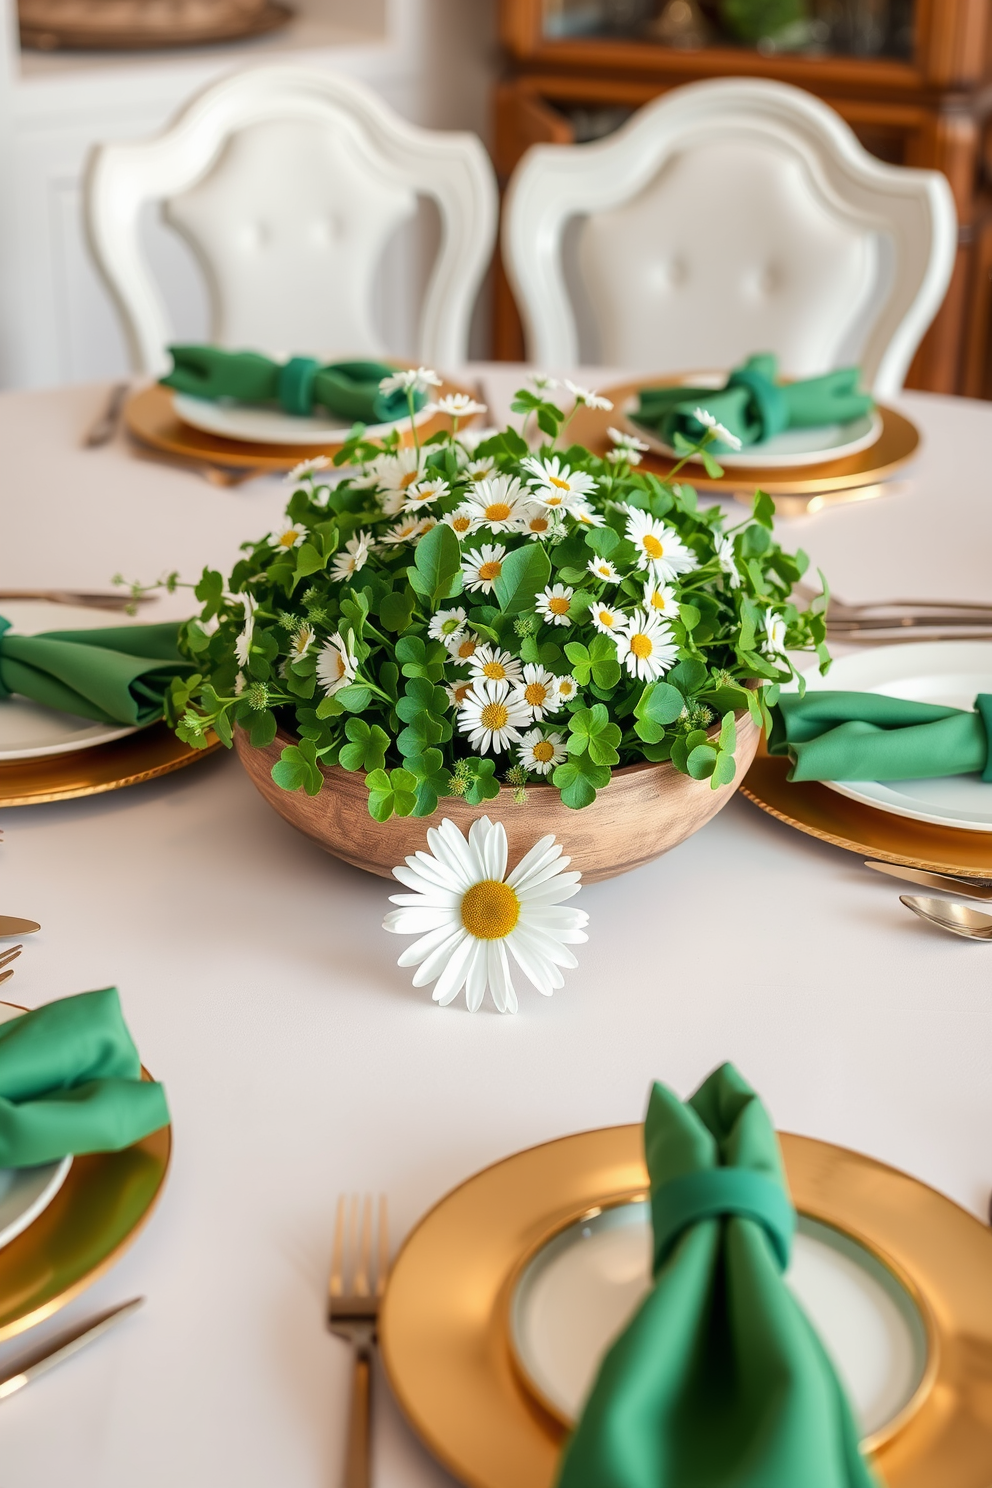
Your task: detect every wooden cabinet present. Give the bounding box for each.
[494,0,992,396]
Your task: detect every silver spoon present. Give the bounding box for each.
[900,895,992,940]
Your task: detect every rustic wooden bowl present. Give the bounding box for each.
[234,713,760,883]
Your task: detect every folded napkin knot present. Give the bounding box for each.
[651,1166,795,1274]
[277,356,321,416]
[0,616,12,700]
[726,364,788,441]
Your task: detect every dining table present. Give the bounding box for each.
[1,366,991,1488]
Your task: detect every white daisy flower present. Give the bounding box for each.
[444,679,475,709]
[607,427,649,456]
[234,593,256,668]
[693,407,743,452]
[378,366,443,398]
[286,622,316,664]
[428,607,467,644]
[590,602,622,636]
[563,379,613,412]
[554,673,579,704]
[382,816,589,1013]
[516,506,565,542]
[715,532,742,588]
[403,476,450,513]
[463,474,528,533]
[615,609,679,681]
[514,665,559,720]
[370,448,428,511]
[457,426,498,454]
[382,515,423,545]
[444,507,478,540]
[643,580,680,618]
[762,609,788,657]
[267,521,307,551]
[462,543,507,595]
[233,671,247,695]
[435,392,487,419]
[530,372,560,392]
[329,531,372,583]
[522,455,597,509]
[316,630,358,696]
[447,631,480,665]
[625,510,697,582]
[463,456,496,485]
[518,728,566,776]
[469,643,524,688]
[457,678,530,755]
[571,502,606,528]
[413,517,437,540]
[285,456,329,483]
[587,557,619,583]
[536,582,575,628]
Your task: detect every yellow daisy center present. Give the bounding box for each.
[453,683,472,703]
[470,469,487,482]
[331,654,346,679]
[524,682,548,706]
[452,516,472,532]
[482,661,506,680]
[597,609,615,627]
[478,560,502,581]
[480,702,509,731]
[545,494,565,507]
[484,503,512,522]
[278,531,297,547]
[558,681,574,697]
[399,471,419,489]
[548,596,570,615]
[642,534,664,559]
[456,639,476,659]
[530,518,549,533]
[532,740,555,763]
[630,632,653,659]
[650,593,665,608]
[461,879,520,940]
[549,475,570,490]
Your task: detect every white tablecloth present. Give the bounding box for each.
[1,372,991,1487]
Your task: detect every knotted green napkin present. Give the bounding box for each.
[0,618,193,728]
[634,353,874,453]
[161,347,423,424]
[769,691,992,782]
[0,988,169,1168]
[557,1064,877,1488]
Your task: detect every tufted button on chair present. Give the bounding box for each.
[502,78,957,398]
[84,67,498,375]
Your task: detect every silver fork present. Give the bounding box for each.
[327,1194,389,1488]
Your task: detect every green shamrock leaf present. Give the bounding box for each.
[365,767,417,822]
[567,704,621,767]
[271,738,323,796]
[564,635,621,690]
[462,757,500,805]
[553,753,612,810]
[338,718,389,773]
[379,589,417,633]
[395,635,447,681]
[407,748,453,816]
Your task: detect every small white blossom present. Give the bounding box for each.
[382,515,423,545]
[378,366,443,398]
[462,474,528,533]
[469,644,524,688]
[457,678,531,755]
[286,622,316,665]
[608,427,649,456]
[435,393,487,419]
[523,455,597,509]
[446,632,480,665]
[715,532,742,589]
[530,373,560,392]
[564,379,613,412]
[516,506,566,542]
[285,456,329,483]
[444,507,477,540]
[587,557,620,584]
[444,679,475,710]
[589,602,623,636]
[316,630,358,697]
[513,665,559,720]
[555,673,579,704]
[518,728,566,776]
[428,608,468,644]
[536,582,575,628]
[615,609,679,682]
[462,543,507,595]
[234,594,256,668]
[643,580,680,618]
[267,521,307,551]
[762,610,788,657]
[403,476,450,512]
[329,531,372,583]
[626,510,697,582]
[693,407,743,452]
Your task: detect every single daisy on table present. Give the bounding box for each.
[285,455,329,484]
[316,630,359,696]
[626,509,697,582]
[444,679,475,710]
[522,455,597,510]
[714,532,742,588]
[463,474,528,532]
[615,609,678,681]
[536,582,575,628]
[469,643,524,688]
[516,506,565,542]
[463,456,496,484]
[514,665,559,720]
[234,593,256,668]
[518,728,566,776]
[590,602,622,636]
[762,609,788,658]
[457,678,530,754]
[403,476,450,512]
[447,631,480,665]
[444,507,477,540]
[428,607,467,644]
[378,366,442,398]
[383,817,588,1013]
[606,427,649,465]
[693,407,743,452]
[435,392,487,419]
[329,531,372,582]
[563,379,613,412]
[462,543,508,595]
[267,521,307,551]
[587,557,620,583]
[643,580,680,618]
[554,673,579,704]
[285,621,316,665]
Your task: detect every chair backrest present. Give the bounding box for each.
[84,66,498,375]
[502,78,957,398]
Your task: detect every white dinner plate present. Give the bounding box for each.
[0,602,144,762]
[173,391,437,447]
[510,1199,928,1441]
[622,372,883,469]
[0,1006,72,1252]
[797,643,992,832]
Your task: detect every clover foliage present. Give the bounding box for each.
[162,384,829,821]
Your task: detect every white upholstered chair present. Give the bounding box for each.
[502,78,957,398]
[84,67,498,375]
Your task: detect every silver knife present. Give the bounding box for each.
[864,860,992,899]
[0,919,40,939]
[83,382,129,449]
[0,1297,144,1400]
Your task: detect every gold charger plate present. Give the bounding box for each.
[380,1124,992,1488]
[0,721,219,808]
[569,378,919,511]
[742,740,992,877]
[125,375,481,475]
[0,1001,171,1343]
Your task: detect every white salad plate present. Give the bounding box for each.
[172,391,437,446]
[0,1006,72,1252]
[798,643,992,833]
[510,1198,927,1442]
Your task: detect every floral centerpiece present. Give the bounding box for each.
[162,370,828,820]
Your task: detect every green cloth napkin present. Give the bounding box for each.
[634,353,874,453]
[769,690,992,782]
[0,618,193,728]
[558,1064,877,1488]
[161,347,424,424]
[0,988,169,1168]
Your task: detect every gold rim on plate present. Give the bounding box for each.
[124,376,483,474]
[380,1124,992,1488]
[0,1001,171,1343]
[742,741,992,876]
[0,722,220,808]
